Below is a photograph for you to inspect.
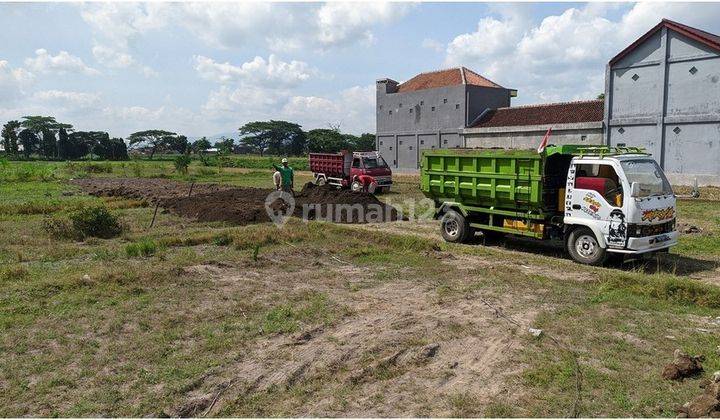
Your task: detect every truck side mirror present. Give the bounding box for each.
[630,182,641,197]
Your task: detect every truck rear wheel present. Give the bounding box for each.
[567,227,607,265]
[441,210,471,243]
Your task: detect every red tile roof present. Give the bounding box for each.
[397,67,503,93]
[471,100,604,128]
[610,19,720,66]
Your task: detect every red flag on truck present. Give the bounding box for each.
[537,127,552,153]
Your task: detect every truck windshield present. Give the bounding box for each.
[621,159,673,197]
[363,156,388,169]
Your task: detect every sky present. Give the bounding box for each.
[1,1,720,139]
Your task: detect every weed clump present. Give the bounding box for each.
[126,238,159,257]
[70,206,123,239]
[45,205,123,240]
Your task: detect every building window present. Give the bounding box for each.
[420,140,424,145]
[409,146,413,150]
[618,127,625,134]
[379,141,383,146]
[689,66,698,75]
[673,126,682,134]
[443,139,448,144]
[443,98,447,103]
[399,140,403,145]
[581,135,587,142]
[631,73,639,81]
[379,105,383,110]
[431,106,435,111]
[389,110,392,115]
[389,146,393,150]
[399,103,402,108]
[409,108,413,114]
[455,104,460,109]
[420,101,424,106]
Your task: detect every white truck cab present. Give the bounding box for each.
[563,151,678,264]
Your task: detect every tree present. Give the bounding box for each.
[192,137,212,154]
[215,137,235,154]
[351,133,376,151]
[127,130,178,159]
[57,127,71,159]
[239,120,304,156]
[167,135,189,154]
[306,128,349,153]
[18,129,39,158]
[39,129,57,159]
[66,132,93,159]
[1,120,21,155]
[597,93,605,100]
[91,133,129,160]
[20,116,72,158]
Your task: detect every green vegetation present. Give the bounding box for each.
[0,161,719,416]
[126,237,160,257]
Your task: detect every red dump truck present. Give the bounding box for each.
[309,151,393,193]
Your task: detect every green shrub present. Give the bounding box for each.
[125,238,159,257]
[69,206,123,239]
[174,155,192,174]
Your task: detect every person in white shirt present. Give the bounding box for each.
[272,167,282,191]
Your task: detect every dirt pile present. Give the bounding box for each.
[293,182,399,223]
[678,372,720,418]
[662,349,704,380]
[71,178,399,225]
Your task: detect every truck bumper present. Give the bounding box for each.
[374,176,392,187]
[608,230,679,254]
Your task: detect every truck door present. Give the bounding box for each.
[567,161,628,249]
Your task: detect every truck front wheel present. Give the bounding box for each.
[441,210,471,243]
[567,227,607,265]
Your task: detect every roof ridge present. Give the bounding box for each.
[403,67,462,78]
[663,18,720,44]
[462,67,503,88]
[493,99,603,111]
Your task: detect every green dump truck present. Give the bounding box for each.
[420,145,678,265]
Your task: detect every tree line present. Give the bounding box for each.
[1,116,129,160]
[1,117,376,160]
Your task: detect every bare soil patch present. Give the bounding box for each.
[71,178,399,225]
[165,255,540,417]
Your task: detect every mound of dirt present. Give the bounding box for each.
[677,372,720,418]
[71,178,399,225]
[662,349,704,381]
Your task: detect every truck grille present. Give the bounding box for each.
[628,219,675,238]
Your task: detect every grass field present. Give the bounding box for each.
[1,159,719,416]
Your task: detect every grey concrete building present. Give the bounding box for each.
[604,19,720,185]
[464,100,604,149]
[376,67,515,169]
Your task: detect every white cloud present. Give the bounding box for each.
[0,60,34,104]
[80,2,410,52]
[92,44,158,78]
[281,85,375,133]
[193,54,315,87]
[442,3,720,105]
[316,2,409,47]
[31,90,101,109]
[24,49,100,76]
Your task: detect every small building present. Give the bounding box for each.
[376,67,516,170]
[463,100,604,149]
[604,19,720,185]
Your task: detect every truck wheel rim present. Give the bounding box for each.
[576,234,599,259]
[444,219,459,237]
